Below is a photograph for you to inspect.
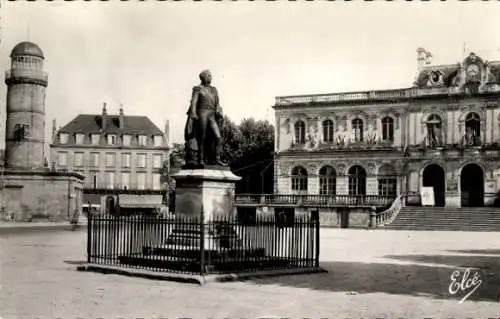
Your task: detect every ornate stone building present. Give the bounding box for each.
[273,48,500,208]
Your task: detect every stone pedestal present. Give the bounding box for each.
[173,167,241,221]
[154,167,243,253]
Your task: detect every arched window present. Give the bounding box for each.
[381,117,394,142]
[291,166,308,191]
[352,118,364,142]
[322,120,334,143]
[465,112,481,146]
[426,114,442,147]
[378,165,397,197]
[294,121,306,144]
[319,166,336,195]
[348,165,366,196]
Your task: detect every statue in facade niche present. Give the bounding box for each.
[183,70,227,168]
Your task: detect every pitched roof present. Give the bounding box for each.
[58,114,164,135]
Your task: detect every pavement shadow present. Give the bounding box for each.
[249,256,500,302]
[447,249,500,255]
[63,260,86,265]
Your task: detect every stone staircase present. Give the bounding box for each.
[383,206,500,231]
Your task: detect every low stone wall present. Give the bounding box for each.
[2,170,84,222]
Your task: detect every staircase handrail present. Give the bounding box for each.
[376,192,405,227]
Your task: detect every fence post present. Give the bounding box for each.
[200,205,205,276]
[312,209,320,269]
[87,212,92,264]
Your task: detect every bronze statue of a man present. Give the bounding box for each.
[184,70,227,168]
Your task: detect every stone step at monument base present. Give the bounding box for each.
[143,244,267,260]
[117,254,294,273]
[165,224,244,250]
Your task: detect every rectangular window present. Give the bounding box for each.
[59,133,69,144]
[121,172,130,189]
[74,152,84,167]
[105,153,116,167]
[153,135,163,147]
[105,172,115,189]
[91,153,100,167]
[122,135,131,146]
[137,153,146,168]
[91,134,100,145]
[378,178,397,197]
[136,172,146,190]
[153,154,162,169]
[75,134,85,144]
[138,135,148,146]
[121,153,131,168]
[152,173,161,190]
[58,152,68,166]
[107,135,116,145]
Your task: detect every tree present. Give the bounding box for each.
[167,116,275,196]
[169,143,186,172]
[231,118,275,194]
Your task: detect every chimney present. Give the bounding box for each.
[102,102,107,131]
[425,51,433,65]
[164,120,170,146]
[417,47,427,69]
[52,119,57,143]
[119,104,125,129]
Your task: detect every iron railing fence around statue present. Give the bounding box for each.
[87,211,320,275]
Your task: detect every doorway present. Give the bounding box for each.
[422,164,445,207]
[460,164,484,207]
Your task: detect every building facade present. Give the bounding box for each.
[274,49,500,208]
[50,105,170,212]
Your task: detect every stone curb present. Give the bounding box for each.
[77,263,328,285]
[0,223,87,234]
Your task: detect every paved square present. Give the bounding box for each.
[1,228,499,318]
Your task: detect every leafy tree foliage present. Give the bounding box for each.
[231,118,274,194]
[167,116,275,196]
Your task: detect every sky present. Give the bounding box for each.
[1,1,500,150]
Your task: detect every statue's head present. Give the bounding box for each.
[199,69,212,85]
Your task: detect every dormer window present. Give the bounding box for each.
[91,134,100,145]
[153,135,163,147]
[138,135,147,147]
[59,133,69,144]
[107,134,116,145]
[75,133,85,145]
[122,135,131,146]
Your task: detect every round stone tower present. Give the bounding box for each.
[4,41,48,169]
